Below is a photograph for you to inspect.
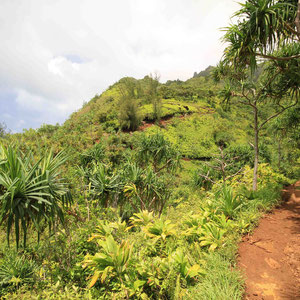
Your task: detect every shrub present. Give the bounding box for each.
[192,164,217,190]
[83,236,133,289]
[123,165,170,215]
[0,145,71,248]
[79,143,105,166]
[137,132,181,173]
[215,185,244,219]
[0,251,37,289]
[229,163,291,190]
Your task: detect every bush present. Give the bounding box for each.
[79,143,105,166]
[225,144,253,171]
[0,251,37,291]
[214,185,244,219]
[192,164,218,190]
[118,79,142,131]
[0,144,72,248]
[137,132,181,173]
[229,163,291,190]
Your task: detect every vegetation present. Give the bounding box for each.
[0,123,8,138]
[0,0,298,298]
[214,0,299,190]
[0,145,71,248]
[118,78,143,131]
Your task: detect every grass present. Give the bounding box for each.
[187,252,244,300]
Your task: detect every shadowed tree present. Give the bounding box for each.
[214,0,299,190]
[144,73,162,122]
[118,78,142,131]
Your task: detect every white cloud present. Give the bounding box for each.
[16,119,25,129]
[0,0,240,132]
[48,57,65,78]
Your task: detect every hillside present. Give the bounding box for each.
[10,72,254,159]
[0,67,298,299]
[9,67,292,179]
[1,0,300,298]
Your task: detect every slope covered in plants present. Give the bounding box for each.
[0,66,297,299]
[0,0,299,298]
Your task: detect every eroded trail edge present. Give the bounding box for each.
[238,181,300,300]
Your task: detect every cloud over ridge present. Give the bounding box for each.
[0,0,239,132]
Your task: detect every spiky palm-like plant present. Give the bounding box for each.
[223,0,299,70]
[0,144,71,248]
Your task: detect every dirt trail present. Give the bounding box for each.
[138,105,214,131]
[238,181,300,299]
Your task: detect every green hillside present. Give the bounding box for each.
[9,74,251,158]
[0,0,299,298]
[1,67,298,299]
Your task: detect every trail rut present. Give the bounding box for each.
[238,181,300,300]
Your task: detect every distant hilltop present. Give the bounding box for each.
[193,66,214,78]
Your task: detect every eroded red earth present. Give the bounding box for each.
[238,181,300,300]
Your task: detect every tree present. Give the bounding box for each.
[268,105,300,169]
[223,0,300,70]
[144,73,162,122]
[137,132,181,174]
[86,163,122,208]
[123,162,169,216]
[215,0,299,190]
[118,78,142,131]
[0,145,71,248]
[79,160,171,216]
[0,122,9,138]
[213,62,298,190]
[196,146,245,187]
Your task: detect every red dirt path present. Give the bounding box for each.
[238,181,300,300]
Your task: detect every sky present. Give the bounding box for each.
[0,0,240,133]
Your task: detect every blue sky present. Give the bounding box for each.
[0,0,240,133]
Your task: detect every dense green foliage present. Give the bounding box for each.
[0,0,299,298]
[0,145,71,248]
[214,0,299,190]
[0,68,297,298]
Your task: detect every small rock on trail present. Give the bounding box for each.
[238,181,300,300]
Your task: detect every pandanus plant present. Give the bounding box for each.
[137,132,181,174]
[123,163,168,215]
[0,144,71,248]
[85,163,122,208]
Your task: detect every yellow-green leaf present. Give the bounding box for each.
[89,271,100,288]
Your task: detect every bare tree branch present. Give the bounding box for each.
[284,21,300,40]
[258,99,299,131]
[255,52,300,61]
[198,173,216,184]
[225,167,244,181]
[248,142,254,149]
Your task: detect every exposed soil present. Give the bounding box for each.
[138,113,190,131]
[138,105,214,131]
[238,181,300,300]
